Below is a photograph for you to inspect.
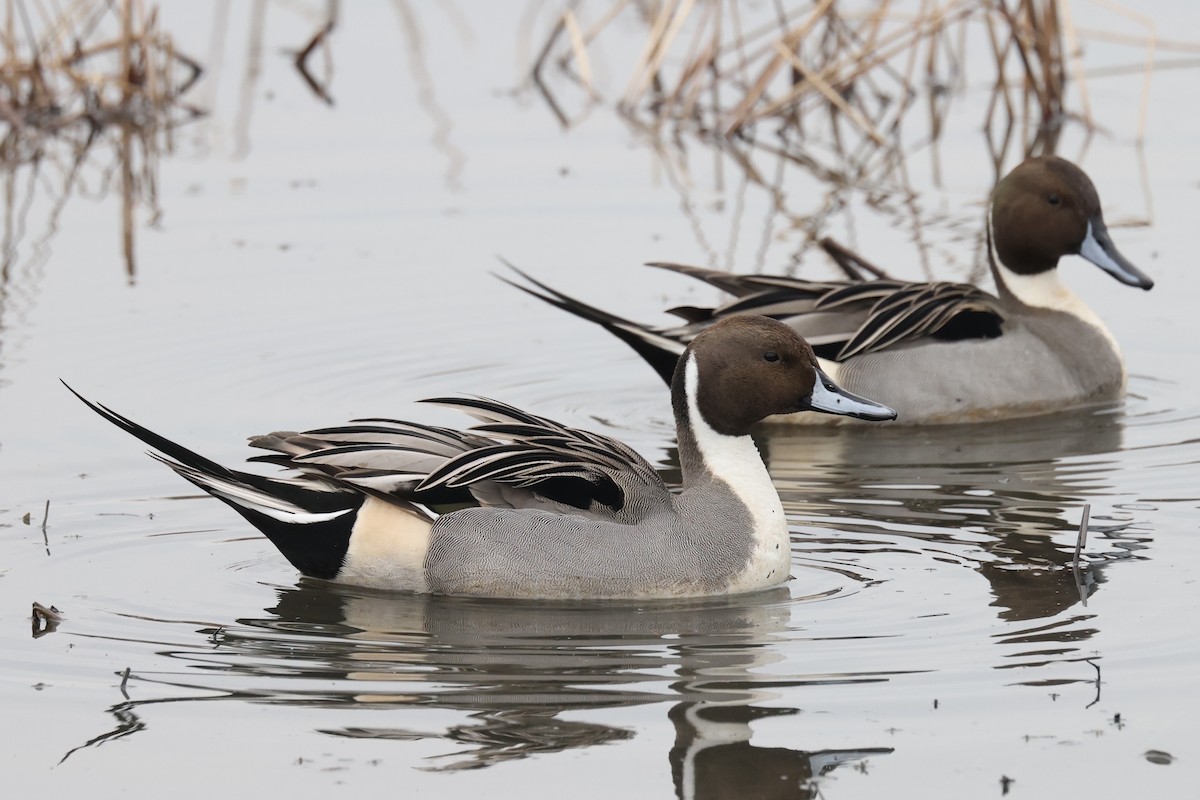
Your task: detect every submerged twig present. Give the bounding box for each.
[1084,657,1102,708]
[1073,503,1090,564]
[1072,502,1091,605]
[294,20,336,105]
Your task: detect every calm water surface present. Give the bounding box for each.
[2,4,1198,798]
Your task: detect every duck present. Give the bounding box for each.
[508,156,1154,424]
[68,316,896,599]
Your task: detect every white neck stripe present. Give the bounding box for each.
[683,356,789,592]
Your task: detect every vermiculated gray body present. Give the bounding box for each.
[834,309,1123,422]
[425,487,756,598]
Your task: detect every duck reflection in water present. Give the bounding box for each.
[284,585,894,789]
[756,402,1144,623]
[67,583,892,792]
[750,407,1145,697]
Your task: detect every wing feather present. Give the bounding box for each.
[243,396,667,520]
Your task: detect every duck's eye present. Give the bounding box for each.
[763,351,780,363]
[1047,194,1061,206]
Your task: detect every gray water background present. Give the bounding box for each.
[1,3,1198,797]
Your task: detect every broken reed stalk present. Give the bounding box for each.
[619,0,678,106]
[1074,502,1090,565]
[121,0,134,103]
[773,41,889,147]
[721,0,835,134]
[561,9,593,94]
[1071,502,1091,605]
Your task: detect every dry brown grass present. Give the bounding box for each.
[530,1,1190,273]
[532,0,1176,168]
[1,0,202,156]
[1,0,204,281]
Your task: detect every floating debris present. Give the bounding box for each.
[1144,749,1174,765]
[31,601,64,638]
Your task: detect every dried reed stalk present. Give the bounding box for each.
[535,2,1177,171]
[528,0,1177,267]
[2,0,202,280]
[1,0,202,156]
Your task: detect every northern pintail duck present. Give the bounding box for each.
[510,156,1153,424]
[69,317,895,599]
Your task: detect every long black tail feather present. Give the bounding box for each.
[66,381,358,579]
[498,264,684,384]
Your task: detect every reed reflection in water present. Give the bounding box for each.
[763,402,1151,692]
[528,0,1163,276]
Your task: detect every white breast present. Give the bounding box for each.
[684,356,791,593]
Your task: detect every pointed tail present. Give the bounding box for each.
[64,382,359,579]
[498,264,686,384]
